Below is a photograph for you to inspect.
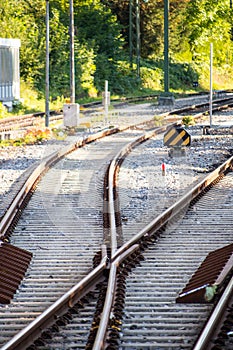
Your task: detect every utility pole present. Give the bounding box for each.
[159,0,174,105]
[209,43,213,128]
[164,0,169,93]
[136,0,140,77]
[129,0,141,77]
[45,0,50,127]
[129,0,133,68]
[69,0,75,103]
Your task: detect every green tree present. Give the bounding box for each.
[0,0,69,96]
[74,0,125,92]
[100,0,190,59]
[2,0,233,99]
[184,0,232,65]
[0,0,44,82]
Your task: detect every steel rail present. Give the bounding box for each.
[0,126,131,240]
[163,96,233,123]
[0,151,59,239]
[169,96,233,115]
[107,125,168,258]
[1,110,231,348]
[0,125,141,348]
[0,112,63,133]
[0,94,232,134]
[92,125,171,348]
[1,255,108,350]
[193,276,233,350]
[0,120,167,348]
[94,155,232,348]
[92,245,139,350]
[0,143,78,239]
[112,155,233,262]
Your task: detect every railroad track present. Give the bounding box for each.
[0,121,171,349]
[116,161,233,349]
[0,92,232,138]
[0,101,232,349]
[0,110,63,135]
[88,132,233,349]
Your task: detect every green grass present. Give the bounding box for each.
[2,59,233,120]
[0,81,66,118]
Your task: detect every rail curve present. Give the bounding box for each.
[0,99,232,349]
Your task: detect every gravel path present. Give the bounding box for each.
[118,125,232,239]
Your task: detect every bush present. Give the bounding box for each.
[182,115,195,126]
[23,127,52,144]
[169,62,199,90]
[12,100,24,114]
[140,67,163,90]
[0,103,9,119]
[153,115,163,126]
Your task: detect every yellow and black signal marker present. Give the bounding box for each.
[164,126,191,147]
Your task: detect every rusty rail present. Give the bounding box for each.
[112,155,233,261]
[0,118,170,348]
[92,245,139,350]
[193,276,233,350]
[90,125,180,348]
[0,126,132,240]
[1,255,108,350]
[93,154,233,348]
[1,112,231,348]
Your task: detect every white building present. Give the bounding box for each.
[0,38,21,108]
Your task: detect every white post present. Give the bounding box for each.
[209,43,213,128]
[104,80,108,124]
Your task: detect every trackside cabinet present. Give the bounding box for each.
[63,103,79,127]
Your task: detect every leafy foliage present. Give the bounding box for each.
[1,0,233,101]
[0,126,53,147]
[24,127,52,144]
[184,0,232,64]
[140,66,162,90]
[0,103,9,119]
[182,115,195,127]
